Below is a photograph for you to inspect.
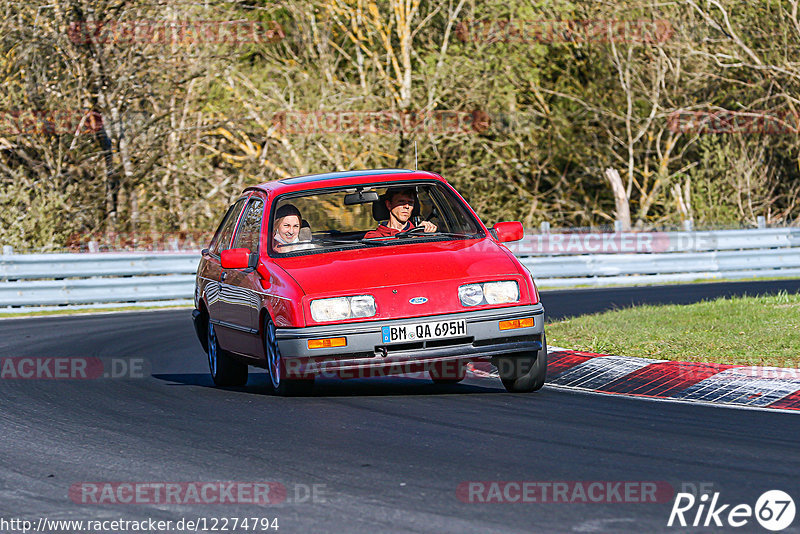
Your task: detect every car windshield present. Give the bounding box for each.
[269,182,484,255]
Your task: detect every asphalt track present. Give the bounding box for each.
[2,280,800,533]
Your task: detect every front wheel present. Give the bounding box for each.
[264,316,314,396]
[497,333,548,393]
[206,318,248,387]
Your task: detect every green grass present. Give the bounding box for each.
[536,274,800,290]
[546,291,800,367]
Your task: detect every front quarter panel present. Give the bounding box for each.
[258,259,306,328]
[493,238,539,305]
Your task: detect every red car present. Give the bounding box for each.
[192,169,547,395]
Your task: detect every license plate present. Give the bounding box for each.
[381,320,467,344]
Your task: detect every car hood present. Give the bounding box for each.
[275,238,529,321]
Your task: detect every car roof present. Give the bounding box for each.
[244,169,446,196]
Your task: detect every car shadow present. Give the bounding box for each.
[152,371,506,397]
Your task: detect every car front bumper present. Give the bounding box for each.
[274,304,544,376]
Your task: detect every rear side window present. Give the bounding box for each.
[232,197,265,253]
[210,198,247,256]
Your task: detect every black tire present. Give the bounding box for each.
[206,317,248,387]
[429,360,466,384]
[264,316,314,396]
[431,377,465,384]
[498,333,548,393]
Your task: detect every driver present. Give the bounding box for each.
[364,187,437,238]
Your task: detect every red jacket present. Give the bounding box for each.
[364,221,413,239]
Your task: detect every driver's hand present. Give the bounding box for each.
[420,221,437,233]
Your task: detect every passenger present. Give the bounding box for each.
[364,187,437,239]
[272,204,314,253]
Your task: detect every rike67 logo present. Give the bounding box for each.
[668,490,795,531]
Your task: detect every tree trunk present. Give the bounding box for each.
[604,167,631,231]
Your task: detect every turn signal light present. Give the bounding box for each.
[499,318,534,330]
[307,337,347,349]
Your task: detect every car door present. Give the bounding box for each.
[217,194,266,356]
[205,197,247,348]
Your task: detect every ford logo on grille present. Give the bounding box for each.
[409,297,428,305]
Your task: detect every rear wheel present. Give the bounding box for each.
[206,318,248,386]
[498,333,548,393]
[264,316,314,396]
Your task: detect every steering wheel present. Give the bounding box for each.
[395,225,430,238]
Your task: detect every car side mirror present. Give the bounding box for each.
[221,248,253,269]
[492,221,524,243]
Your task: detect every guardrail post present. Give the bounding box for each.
[614,220,623,233]
[757,216,766,229]
[88,241,99,253]
[540,221,550,234]
[2,245,12,255]
[682,220,693,232]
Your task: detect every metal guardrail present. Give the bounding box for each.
[0,253,199,280]
[506,227,800,255]
[0,274,196,306]
[523,249,800,287]
[511,227,800,287]
[0,254,199,309]
[1,228,799,309]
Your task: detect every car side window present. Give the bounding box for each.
[232,197,264,253]
[431,186,481,235]
[210,198,247,256]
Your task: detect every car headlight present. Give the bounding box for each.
[458,284,484,306]
[458,281,519,306]
[310,295,376,322]
[349,295,377,318]
[484,281,520,304]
